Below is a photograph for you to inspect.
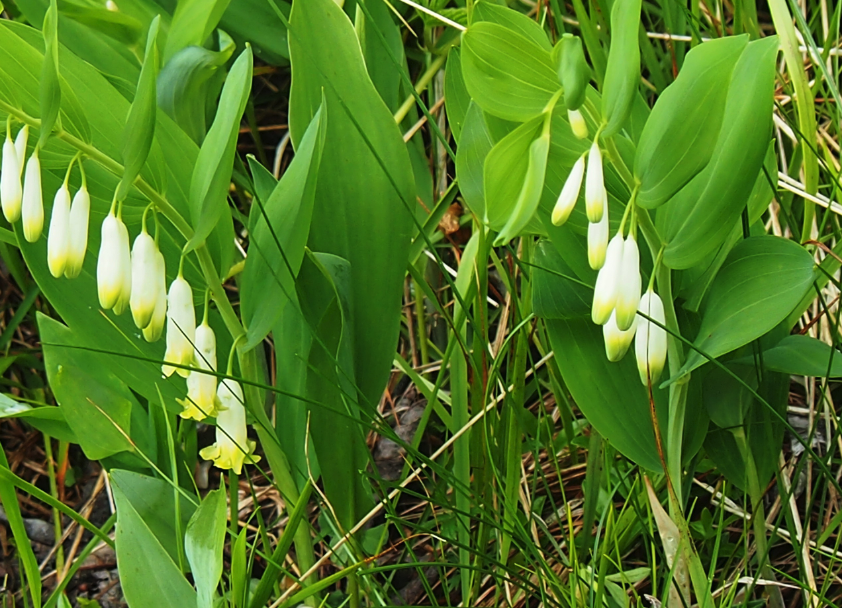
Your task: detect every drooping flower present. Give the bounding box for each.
[199,378,260,475]
[551,154,585,226]
[142,250,167,343]
[14,126,28,173]
[64,185,90,278]
[568,109,588,140]
[130,228,160,329]
[635,288,668,386]
[591,233,624,325]
[587,197,609,270]
[47,184,71,278]
[584,141,606,223]
[1,129,22,223]
[162,272,195,378]
[178,321,219,420]
[603,310,636,362]
[96,210,131,313]
[21,150,43,242]
[614,236,641,331]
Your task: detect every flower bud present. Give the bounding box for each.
[142,250,167,342]
[635,289,668,386]
[568,109,588,140]
[47,184,71,278]
[585,141,606,223]
[21,151,43,242]
[178,322,219,420]
[14,126,28,174]
[603,310,636,362]
[614,236,641,331]
[199,379,260,474]
[591,233,624,324]
[551,154,585,226]
[587,199,609,270]
[162,273,195,378]
[130,229,160,329]
[97,211,132,313]
[1,132,22,223]
[64,185,90,278]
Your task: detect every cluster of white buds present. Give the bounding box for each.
[199,378,260,475]
[1,124,47,243]
[551,138,609,270]
[47,160,91,279]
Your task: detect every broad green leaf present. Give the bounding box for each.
[220,0,290,66]
[186,46,252,251]
[0,393,75,442]
[702,364,756,430]
[634,36,747,208]
[444,47,471,142]
[241,104,326,350]
[494,131,550,245]
[470,1,552,51]
[288,0,416,409]
[58,2,143,47]
[185,488,226,608]
[112,470,197,608]
[164,0,232,62]
[157,35,235,144]
[601,0,641,137]
[461,21,559,122]
[455,102,493,220]
[532,239,592,319]
[663,37,778,269]
[39,0,61,146]
[117,16,159,202]
[231,526,248,607]
[39,314,133,460]
[356,0,403,112]
[676,236,815,378]
[757,334,842,377]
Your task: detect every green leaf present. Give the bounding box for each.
[455,101,493,221]
[185,488,226,608]
[601,0,641,137]
[112,470,197,608]
[444,47,471,142]
[288,0,416,408]
[702,364,756,430]
[532,240,592,319]
[663,37,778,269]
[39,0,61,146]
[494,131,550,245]
[0,449,41,608]
[117,16,159,202]
[0,393,75,442]
[241,104,326,350]
[470,0,552,51]
[186,46,252,251]
[58,2,143,48]
[164,0,232,62]
[220,0,290,66]
[676,236,815,379]
[231,527,248,608]
[756,334,842,377]
[461,21,559,122]
[634,36,747,209]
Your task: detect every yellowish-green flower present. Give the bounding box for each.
[162,273,195,378]
[130,228,160,329]
[142,250,167,342]
[1,128,22,223]
[635,289,668,386]
[21,150,43,243]
[584,141,605,223]
[551,154,585,226]
[97,210,131,313]
[178,321,219,420]
[47,183,71,278]
[199,379,260,475]
[64,185,90,279]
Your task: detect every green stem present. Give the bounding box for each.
[393,53,447,124]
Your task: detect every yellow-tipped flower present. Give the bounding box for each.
[14,126,28,173]
[47,184,71,278]
[179,322,219,420]
[199,379,260,475]
[64,185,90,278]
[591,233,624,325]
[142,250,167,343]
[21,151,43,242]
[1,130,22,223]
[635,289,668,386]
[551,154,585,226]
[603,310,636,362]
[130,228,160,329]
[162,273,195,378]
[97,210,131,313]
[614,236,641,331]
[587,197,609,270]
[568,109,588,140]
[584,141,606,223]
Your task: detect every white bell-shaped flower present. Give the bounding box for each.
[21,151,43,243]
[47,184,71,278]
[591,233,624,325]
[614,236,641,331]
[142,250,167,343]
[14,126,28,173]
[568,109,588,140]
[603,310,636,362]
[64,185,90,278]
[97,210,131,313]
[199,378,260,474]
[584,141,606,223]
[551,154,585,226]
[130,228,160,329]
[587,198,609,270]
[1,130,22,223]
[162,273,196,378]
[179,322,219,420]
[635,288,668,386]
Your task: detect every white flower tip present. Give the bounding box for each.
[21,153,43,243]
[635,290,668,386]
[603,312,636,362]
[1,138,22,224]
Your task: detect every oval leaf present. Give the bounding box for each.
[601,0,641,136]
